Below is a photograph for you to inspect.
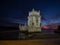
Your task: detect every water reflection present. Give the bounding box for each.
[42,30,55,34]
[0,29,57,40]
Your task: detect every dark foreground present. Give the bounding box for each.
[0,30,60,45]
[0,39,60,45]
[0,30,60,40]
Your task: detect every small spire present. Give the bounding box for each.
[25,23,26,26]
[32,8,35,11]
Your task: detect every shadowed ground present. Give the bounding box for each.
[0,40,60,45]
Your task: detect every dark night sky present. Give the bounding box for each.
[0,0,60,27]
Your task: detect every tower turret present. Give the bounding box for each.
[28,8,41,32]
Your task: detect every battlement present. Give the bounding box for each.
[29,8,40,16]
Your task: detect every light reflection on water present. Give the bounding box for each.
[0,30,55,39]
[42,30,55,34]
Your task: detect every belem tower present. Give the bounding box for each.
[19,8,41,33]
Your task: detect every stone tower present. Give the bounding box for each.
[28,8,41,32]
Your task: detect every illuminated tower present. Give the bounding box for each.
[28,8,41,32]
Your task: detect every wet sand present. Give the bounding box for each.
[0,40,60,45]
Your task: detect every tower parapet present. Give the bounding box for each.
[29,8,40,16]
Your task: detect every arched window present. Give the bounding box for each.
[36,17,38,24]
[32,22,34,26]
